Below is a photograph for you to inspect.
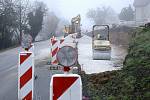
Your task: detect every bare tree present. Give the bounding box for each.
[87,6,118,25]
[0,0,33,49]
[0,0,19,48]
[119,5,134,21]
[14,0,32,43]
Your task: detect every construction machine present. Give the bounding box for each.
[92,25,111,60]
[64,25,72,37]
[71,14,81,38]
[63,15,81,38]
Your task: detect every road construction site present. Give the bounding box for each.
[0,13,134,99]
[0,33,127,99]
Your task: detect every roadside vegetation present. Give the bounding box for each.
[0,0,63,50]
[82,27,150,100]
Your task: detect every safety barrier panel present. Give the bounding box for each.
[50,74,82,100]
[18,52,34,100]
[50,37,59,65]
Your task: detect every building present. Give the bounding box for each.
[134,0,150,23]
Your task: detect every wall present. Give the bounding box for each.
[144,3,150,21]
[135,7,144,21]
[135,3,150,22]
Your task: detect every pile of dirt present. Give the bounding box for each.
[110,26,133,46]
[85,26,133,46]
[81,71,118,99]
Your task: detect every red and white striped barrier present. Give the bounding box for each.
[50,74,82,100]
[59,37,65,49]
[60,38,65,46]
[50,37,59,65]
[18,52,34,100]
[20,44,34,53]
[28,44,34,53]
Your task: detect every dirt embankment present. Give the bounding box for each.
[85,26,134,46]
[81,71,118,99]
[110,26,133,46]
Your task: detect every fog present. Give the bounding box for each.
[37,0,134,29]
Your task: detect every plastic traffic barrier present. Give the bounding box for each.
[50,37,59,65]
[18,52,34,100]
[50,74,82,100]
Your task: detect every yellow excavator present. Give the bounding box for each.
[71,14,81,38]
[63,15,81,38]
[92,25,111,60]
[63,25,72,37]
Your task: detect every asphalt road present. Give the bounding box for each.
[0,35,127,100]
[0,40,51,100]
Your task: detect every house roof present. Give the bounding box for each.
[134,0,150,7]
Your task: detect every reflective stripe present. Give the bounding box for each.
[20,79,32,99]
[19,55,32,77]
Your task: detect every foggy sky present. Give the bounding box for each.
[37,0,134,29]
